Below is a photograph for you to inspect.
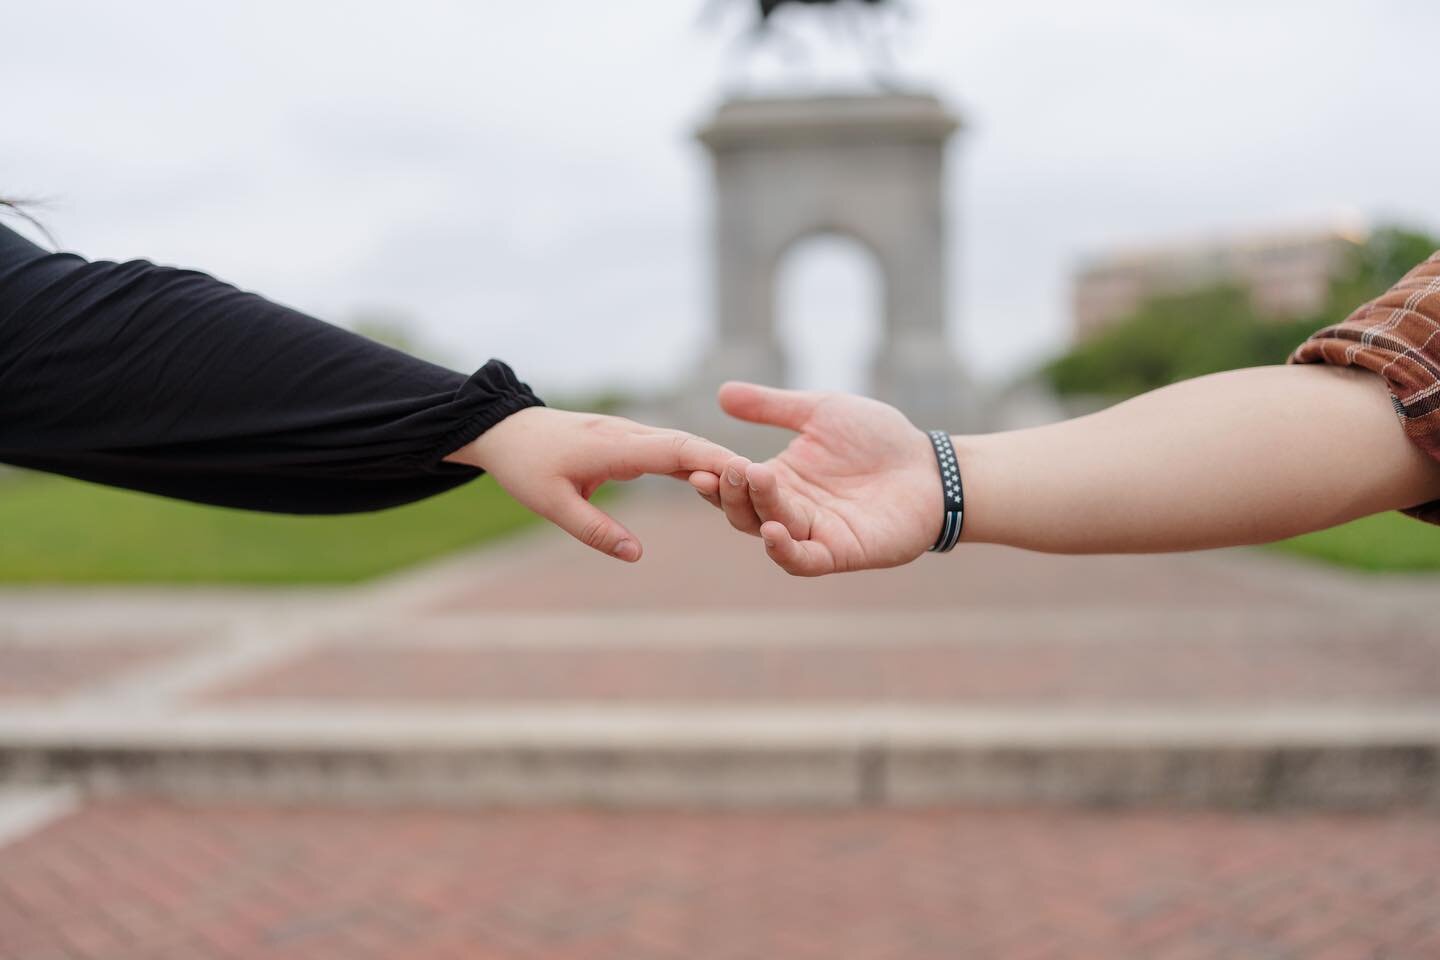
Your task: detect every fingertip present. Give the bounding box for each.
[717,382,818,431]
[759,520,789,549]
[746,461,775,490]
[759,521,827,577]
[761,527,804,576]
[724,455,752,488]
[549,490,645,564]
[690,470,720,496]
[717,380,762,416]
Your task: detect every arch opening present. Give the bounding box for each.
[773,233,884,396]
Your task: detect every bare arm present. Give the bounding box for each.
[691,367,1440,575]
[956,364,1440,554]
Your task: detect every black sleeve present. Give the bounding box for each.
[0,222,543,514]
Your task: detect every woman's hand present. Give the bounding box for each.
[448,407,735,562]
[690,382,942,576]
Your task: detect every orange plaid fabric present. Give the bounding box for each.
[1289,251,1440,524]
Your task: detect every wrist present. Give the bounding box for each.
[946,433,1002,547]
[446,406,549,471]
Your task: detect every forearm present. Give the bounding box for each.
[955,364,1440,554]
[0,224,542,513]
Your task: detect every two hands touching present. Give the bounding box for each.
[453,357,1440,566]
[444,365,1440,567]
[447,384,942,575]
[687,383,943,576]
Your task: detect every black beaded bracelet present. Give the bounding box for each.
[926,429,964,553]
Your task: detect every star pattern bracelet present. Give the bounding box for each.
[926,429,964,553]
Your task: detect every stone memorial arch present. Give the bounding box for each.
[686,93,971,439]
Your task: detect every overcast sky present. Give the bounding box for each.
[4,0,1438,397]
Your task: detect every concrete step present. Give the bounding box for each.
[2,704,1437,810]
[4,599,1438,810]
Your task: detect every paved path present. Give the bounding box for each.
[0,495,1436,711]
[0,493,1436,810]
[203,614,1440,705]
[1,492,1438,956]
[1,800,1437,960]
[425,498,1328,612]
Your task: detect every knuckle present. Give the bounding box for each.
[584,415,623,435]
[578,516,611,549]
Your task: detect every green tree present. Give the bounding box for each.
[1324,226,1439,314]
[1044,225,1440,400]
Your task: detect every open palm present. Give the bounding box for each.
[693,382,943,576]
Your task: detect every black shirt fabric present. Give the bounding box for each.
[0,221,543,513]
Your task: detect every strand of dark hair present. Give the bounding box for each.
[0,197,58,247]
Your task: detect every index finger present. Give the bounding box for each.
[616,432,735,478]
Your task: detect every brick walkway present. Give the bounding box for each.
[205,628,1440,705]
[199,500,1439,708]
[428,500,1318,612]
[1,801,1437,960]
[0,497,1428,709]
[1,494,1438,956]
[0,638,186,701]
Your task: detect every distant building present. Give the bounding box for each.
[1072,225,1364,340]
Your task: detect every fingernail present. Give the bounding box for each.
[613,540,639,562]
[762,536,777,550]
[726,467,745,486]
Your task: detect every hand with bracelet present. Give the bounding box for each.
[692,359,1440,576]
[688,382,949,575]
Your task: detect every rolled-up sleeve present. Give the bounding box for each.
[1288,250,1440,524]
[0,224,543,514]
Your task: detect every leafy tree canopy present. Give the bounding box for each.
[1044,226,1440,400]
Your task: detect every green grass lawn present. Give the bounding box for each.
[1269,510,1440,573]
[0,472,542,584]
[0,471,1435,584]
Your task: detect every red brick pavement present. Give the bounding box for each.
[0,639,185,701]
[1,801,1437,960]
[431,500,1313,612]
[207,630,1440,705]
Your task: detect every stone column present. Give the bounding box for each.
[685,93,972,446]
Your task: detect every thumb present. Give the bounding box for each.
[717,381,821,431]
[543,487,643,562]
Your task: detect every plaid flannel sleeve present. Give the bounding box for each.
[1288,251,1440,525]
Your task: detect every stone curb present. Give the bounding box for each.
[1,705,1436,810]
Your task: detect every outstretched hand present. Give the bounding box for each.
[690,382,943,576]
[449,407,735,562]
